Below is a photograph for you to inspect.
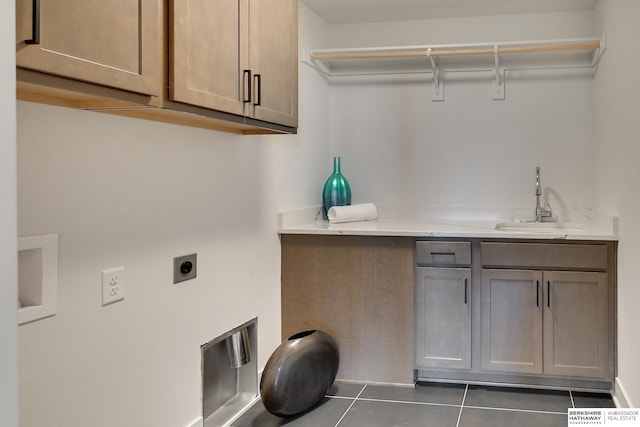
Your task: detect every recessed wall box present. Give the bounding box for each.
[202,318,258,427]
[18,233,58,325]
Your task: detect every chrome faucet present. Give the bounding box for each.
[535,166,552,222]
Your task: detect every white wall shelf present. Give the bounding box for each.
[18,233,58,325]
[303,37,605,101]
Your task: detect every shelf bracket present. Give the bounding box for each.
[427,49,444,102]
[302,48,332,78]
[492,45,505,100]
[592,35,606,68]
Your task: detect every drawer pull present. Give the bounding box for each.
[243,70,252,103]
[25,0,41,45]
[536,280,540,307]
[464,278,468,304]
[430,251,457,264]
[547,281,551,308]
[416,242,470,265]
[253,74,262,106]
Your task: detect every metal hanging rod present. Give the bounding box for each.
[309,41,600,61]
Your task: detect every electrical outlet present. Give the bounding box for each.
[173,253,196,284]
[102,267,125,306]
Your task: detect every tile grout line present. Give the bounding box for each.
[462,405,569,416]
[333,384,367,427]
[455,384,469,427]
[569,390,576,408]
[354,397,463,409]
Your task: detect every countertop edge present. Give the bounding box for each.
[277,221,618,241]
[276,208,619,241]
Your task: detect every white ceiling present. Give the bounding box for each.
[300,0,598,24]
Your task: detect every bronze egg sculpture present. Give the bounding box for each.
[260,330,339,417]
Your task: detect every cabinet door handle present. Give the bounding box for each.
[25,0,41,45]
[464,278,468,304]
[547,281,551,308]
[243,70,252,103]
[253,74,262,106]
[536,280,540,307]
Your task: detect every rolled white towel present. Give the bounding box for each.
[327,203,378,223]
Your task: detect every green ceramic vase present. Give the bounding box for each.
[322,157,351,218]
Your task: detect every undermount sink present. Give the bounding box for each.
[495,221,585,233]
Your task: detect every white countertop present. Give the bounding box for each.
[277,208,618,241]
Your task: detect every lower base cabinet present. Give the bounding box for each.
[415,240,615,390]
[480,269,543,374]
[280,236,616,389]
[543,270,609,378]
[416,268,471,370]
[481,269,608,378]
[415,241,472,370]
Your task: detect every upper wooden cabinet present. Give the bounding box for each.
[170,0,298,128]
[16,0,160,96]
[248,0,298,127]
[16,0,298,134]
[170,0,245,116]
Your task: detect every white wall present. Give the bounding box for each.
[328,10,596,47]
[326,12,597,220]
[0,0,18,425]
[593,0,640,408]
[16,5,329,427]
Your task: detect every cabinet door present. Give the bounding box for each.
[481,269,543,374]
[248,0,298,127]
[416,267,471,370]
[543,271,608,378]
[16,0,160,96]
[170,0,248,115]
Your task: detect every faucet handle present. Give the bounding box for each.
[540,201,553,219]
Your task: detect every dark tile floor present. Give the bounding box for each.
[231,381,615,427]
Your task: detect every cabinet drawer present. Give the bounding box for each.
[481,242,608,270]
[417,241,471,266]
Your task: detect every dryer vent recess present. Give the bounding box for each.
[173,253,197,284]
